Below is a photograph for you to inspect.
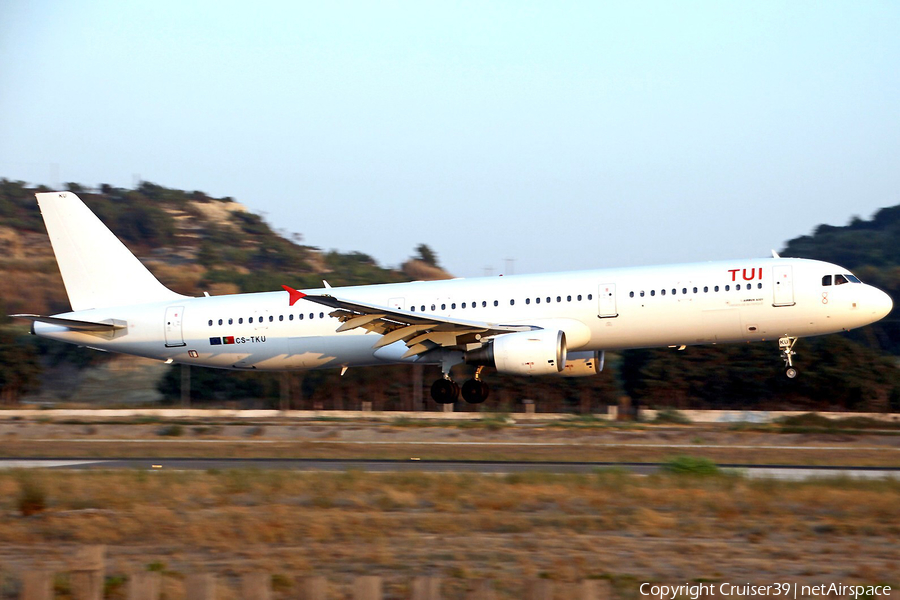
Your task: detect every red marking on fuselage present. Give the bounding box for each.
[282,285,306,306]
[728,268,762,282]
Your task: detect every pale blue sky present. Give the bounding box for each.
[1,1,898,277]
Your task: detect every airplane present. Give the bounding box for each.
[12,191,894,404]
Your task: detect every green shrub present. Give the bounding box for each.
[653,409,692,424]
[157,424,184,437]
[661,455,720,476]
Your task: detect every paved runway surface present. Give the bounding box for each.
[2,458,899,480]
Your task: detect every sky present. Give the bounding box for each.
[1,1,898,278]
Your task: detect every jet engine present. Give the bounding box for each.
[555,350,604,377]
[466,329,567,376]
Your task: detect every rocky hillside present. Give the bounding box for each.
[0,179,451,317]
[0,179,452,406]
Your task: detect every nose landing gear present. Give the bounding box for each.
[779,336,798,378]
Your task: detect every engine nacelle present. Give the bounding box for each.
[555,350,604,377]
[467,329,567,376]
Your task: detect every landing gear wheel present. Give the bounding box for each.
[430,379,459,404]
[462,379,490,404]
[778,337,799,379]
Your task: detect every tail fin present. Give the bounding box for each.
[36,191,187,311]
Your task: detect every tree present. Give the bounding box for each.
[415,244,439,267]
[0,329,42,404]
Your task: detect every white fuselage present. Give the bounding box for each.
[34,257,892,371]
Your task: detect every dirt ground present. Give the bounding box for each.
[0,417,897,599]
[0,416,898,465]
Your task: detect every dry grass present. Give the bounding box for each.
[0,438,898,467]
[0,469,898,598]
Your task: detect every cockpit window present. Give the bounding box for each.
[835,274,849,285]
[846,274,861,283]
[822,275,832,286]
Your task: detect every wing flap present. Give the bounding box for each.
[291,290,534,353]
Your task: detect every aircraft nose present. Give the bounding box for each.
[872,287,893,320]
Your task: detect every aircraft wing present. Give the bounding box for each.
[283,285,533,358]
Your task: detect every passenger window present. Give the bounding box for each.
[546,297,551,303]
[309,313,314,319]
[510,299,515,306]
[671,289,675,295]
[482,301,487,307]
[557,296,561,302]
[249,317,254,323]
[493,300,499,307]
[441,304,446,310]
[289,314,294,320]
[536,298,541,304]
[462,303,466,309]
[629,291,635,298]
[684,288,688,294]
[208,320,213,327]
[299,314,304,320]
[577,295,582,301]
[692,287,697,293]
[229,318,233,325]
[822,275,832,286]
[239,318,243,324]
[640,291,645,297]
[725,285,730,291]
[319,313,324,318]
[737,284,741,291]
[567,295,572,302]
[651,290,656,297]
[452,303,456,309]
[411,306,415,312]
[421,305,425,312]
[218,319,223,325]
[587,294,592,300]
[758,283,762,289]
[661,289,666,296]
[835,274,849,285]
[714,286,719,292]
[431,305,436,311]
[526,298,531,305]
[703,286,708,293]
[269,316,274,322]
[279,315,283,322]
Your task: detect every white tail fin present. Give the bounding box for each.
[36,191,187,311]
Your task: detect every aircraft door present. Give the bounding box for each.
[164,306,186,347]
[597,283,618,318]
[772,266,795,307]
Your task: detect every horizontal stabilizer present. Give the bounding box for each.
[11,314,125,332]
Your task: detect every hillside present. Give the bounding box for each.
[0,179,451,317]
[0,179,452,406]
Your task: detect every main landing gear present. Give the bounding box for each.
[430,367,490,404]
[779,336,799,379]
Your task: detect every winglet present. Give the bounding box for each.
[282,285,306,306]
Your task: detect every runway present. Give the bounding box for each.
[2,458,898,480]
